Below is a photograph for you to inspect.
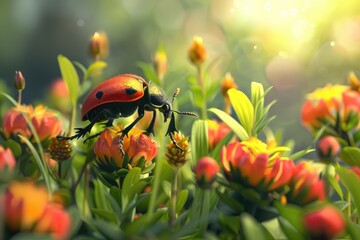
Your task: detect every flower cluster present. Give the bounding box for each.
[3,104,62,142]
[94,124,158,170]
[301,83,360,133]
[4,181,71,239]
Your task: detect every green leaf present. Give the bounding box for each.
[240,213,266,240]
[191,120,209,164]
[208,108,249,140]
[137,62,159,85]
[176,189,189,213]
[277,217,303,240]
[288,148,315,161]
[251,82,265,122]
[190,85,204,108]
[274,201,303,234]
[336,166,360,218]
[211,132,234,162]
[4,138,22,157]
[58,55,79,106]
[67,206,82,239]
[340,147,360,167]
[92,208,118,223]
[228,88,254,136]
[347,221,360,240]
[122,167,141,210]
[216,189,244,212]
[85,61,107,80]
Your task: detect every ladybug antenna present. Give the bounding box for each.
[172,88,180,104]
[172,110,198,117]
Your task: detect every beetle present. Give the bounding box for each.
[57,74,197,154]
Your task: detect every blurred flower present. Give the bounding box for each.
[3,105,31,139]
[4,181,70,239]
[48,138,72,162]
[30,105,62,141]
[301,84,360,132]
[348,71,360,91]
[94,124,157,169]
[0,145,16,170]
[48,78,70,113]
[207,119,232,151]
[90,31,109,60]
[188,36,206,66]
[303,205,345,240]
[221,73,237,114]
[316,136,341,163]
[14,71,25,91]
[351,166,360,177]
[165,132,189,167]
[154,48,168,81]
[194,157,220,188]
[286,162,326,205]
[3,105,62,142]
[220,139,293,191]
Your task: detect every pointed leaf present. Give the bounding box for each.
[240,213,266,240]
[209,108,249,140]
[191,120,209,164]
[58,55,79,106]
[228,88,254,136]
[340,147,360,167]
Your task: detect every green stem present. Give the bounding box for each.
[324,164,331,198]
[199,188,210,235]
[346,191,352,219]
[58,161,62,179]
[197,65,207,119]
[83,165,90,217]
[17,90,22,105]
[169,166,179,226]
[69,103,77,136]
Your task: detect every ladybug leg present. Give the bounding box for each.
[83,119,114,143]
[57,121,95,141]
[118,109,145,154]
[145,110,156,136]
[166,112,183,152]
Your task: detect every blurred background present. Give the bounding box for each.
[1,0,360,150]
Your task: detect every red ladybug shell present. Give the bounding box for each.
[81,74,148,119]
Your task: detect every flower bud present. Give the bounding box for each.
[0,146,16,170]
[348,71,360,91]
[89,31,109,60]
[165,132,189,167]
[188,36,206,66]
[194,157,220,188]
[316,136,341,163]
[14,71,25,91]
[154,48,168,81]
[48,138,72,162]
[221,73,237,97]
[303,205,345,240]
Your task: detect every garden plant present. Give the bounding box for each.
[1,31,360,240]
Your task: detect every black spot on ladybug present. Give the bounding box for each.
[125,88,138,95]
[96,91,104,99]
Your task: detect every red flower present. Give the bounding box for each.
[220,140,294,191]
[3,105,62,142]
[94,124,157,169]
[0,146,16,170]
[195,157,220,188]
[316,135,341,162]
[287,162,326,205]
[207,119,232,151]
[304,205,345,240]
[4,181,71,239]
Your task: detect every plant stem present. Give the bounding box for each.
[346,191,351,219]
[69,103,77,136]
[197,65,207,119]
[169,166,179,226]
[83,164,90,216]
[199,188,210,235]
[17,90,22,105]
[58,161,62,179]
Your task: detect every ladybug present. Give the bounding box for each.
[58,74,196,154]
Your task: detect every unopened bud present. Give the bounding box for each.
[14,71,25,91]
[154,48,168,81]
[317,136,341,163]
[194,157,220,188]
[348,71,360,91]
[188,36,206,66]
[90,32,109,60]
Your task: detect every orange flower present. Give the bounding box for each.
[2,105,31,139]
[4,181,71,239]
[48,78,70,113]
[303,205,345,240]
[195,157,220,188]
[220,139,293,191]
[30,105,62,141]
[188,36,206,66]
[207,119,232,151]
[3,105,62,142]
[301,84,360,131]
[286,162,326,205]
[0,145,16,170]
[94,124,157,169]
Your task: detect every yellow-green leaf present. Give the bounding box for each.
[58,55,79,106]
[228,88,254,136]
